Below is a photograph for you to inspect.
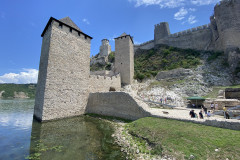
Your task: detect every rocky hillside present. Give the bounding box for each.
[0,84,36,99]
[131,46,240,107]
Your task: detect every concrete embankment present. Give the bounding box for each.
[86,92,151,120]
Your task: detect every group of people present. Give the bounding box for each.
[189,109,211,119]
[189,102,231,119]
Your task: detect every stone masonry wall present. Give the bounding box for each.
[214,0,240,50]
[34,19,91,121]
[86,92,151,120]
[89,74,121,93]
[34,25,52,120]
[135,24,212,51]
[166,27,212,50]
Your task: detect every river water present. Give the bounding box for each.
[0,99,125,160]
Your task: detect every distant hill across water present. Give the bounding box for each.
[0,84,36,99]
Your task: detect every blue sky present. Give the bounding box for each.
[0,0,221,83]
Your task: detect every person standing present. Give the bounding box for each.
[210,103,215,111]
[214,103,218,110]
[223,106,227,118]
[203,105,207,115]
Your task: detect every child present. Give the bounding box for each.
[199,110,204,119]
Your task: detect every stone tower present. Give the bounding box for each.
[99,39,111,57]
[34,17,92,121]
[154,22,170,45]
[114,33,134,85]
[213,0,240,51]
[211,0,240,69]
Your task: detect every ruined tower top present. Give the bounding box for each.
[99,39,111,57]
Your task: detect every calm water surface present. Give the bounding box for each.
[0,99,125,160]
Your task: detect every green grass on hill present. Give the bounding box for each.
[0,84,36,98]
[204,84,240,98]
[134,45,201,81]
[126,117,240,160]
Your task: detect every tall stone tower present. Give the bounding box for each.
[114,33,134,85]
[34,17,92,121]
[99,39,111,57]
[154,22,170,45]
[213,0,240,51]
[212,0,240,69]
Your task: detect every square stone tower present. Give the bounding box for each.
[114,33,134,85]
[34,17,92,121]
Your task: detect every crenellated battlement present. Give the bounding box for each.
[134,40,154,47]
[89,73,121,92]
[169,24,211,37]
[89,73,120,81]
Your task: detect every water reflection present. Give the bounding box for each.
[0,99,34,160]
[29,116,125,160]
[0,99,125,160]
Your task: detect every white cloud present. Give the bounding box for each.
[82,18,90,25]
[0,69,38,84]
[191,0,220,5]
[188,15,198,24]
[128,0,185,8]
[174,7,188,20]
[189,8,196,12]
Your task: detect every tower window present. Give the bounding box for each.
[70,28,72,33]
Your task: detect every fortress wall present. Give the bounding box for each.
[134,40,154,51]
[34,19,91,121]
[86,92,151,120]
[214,0,240,50]
[166,27,212,50]
[89,74,121,93]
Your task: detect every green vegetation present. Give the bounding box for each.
[25,141,63,160]
[90,52,115,71]
[108,51,115,63]
[206,51,224,62]
[126,117,240,160]
[204,84,240,98]
[134,45,201,81]
[0,84,36,98]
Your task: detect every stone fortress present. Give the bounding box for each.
[135,0,240,70]
[34,16,138,122]
[90,39,111,66]
[33,0,240,130]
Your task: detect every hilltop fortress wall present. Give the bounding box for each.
[135,0,240,69]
